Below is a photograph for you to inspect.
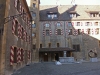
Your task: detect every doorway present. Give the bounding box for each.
[44,53,48,62]
[55,53,59,61]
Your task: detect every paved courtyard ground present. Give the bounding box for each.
[12,61,100,75]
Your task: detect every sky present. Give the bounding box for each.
[26,0,100,6]
[40,0,100,5]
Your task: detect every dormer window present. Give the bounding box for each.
[47,13,58,19]
[89,12,100,17]
[70,13,77,18]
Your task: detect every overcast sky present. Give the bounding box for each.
[40,0,100,5]
[26,0,100,6]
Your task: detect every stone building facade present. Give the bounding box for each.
[39,5,100,62]
[0,0,32,75]
[27,0,40,63]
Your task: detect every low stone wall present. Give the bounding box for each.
[59,57,75,63]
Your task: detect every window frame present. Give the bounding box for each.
[46,30,50,36]
[57,29,61,35]
[73,44,80,51]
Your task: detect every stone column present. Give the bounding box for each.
[63,51,67,57]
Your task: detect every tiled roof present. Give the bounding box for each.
[40,5,100,21]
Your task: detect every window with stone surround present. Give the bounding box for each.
[15,20,18,36]
[33,3,36,8]
[57,29,61,35]
[90,13,99,17]
[14,47,17,63]
[68,29,72,35]
[47,13,58,19]
[94,22,98,26]
[68,22,72,26]
[48,43,51,48]
[95,28,99,34]
[73,44,80,51]
[57,22,61,27]
[33,44,36,49]
[70,13,77,18]
[57,43,60,47]
[76,22,80,26]
[85,22,90,26]
[87,28,91,34]
[45,23,50,27]
[78,29,81,35]
[46,30,50,36]
[40,44,42,48]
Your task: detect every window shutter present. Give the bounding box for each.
[43,30,45,36]
[10,46,14,65]
[12,20,15,34]
[55,29,57,35]
[18,24,20,37]
[49,29,52,36]
[17,48,21,63]
[61,29,63,35]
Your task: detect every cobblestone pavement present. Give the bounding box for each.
[12,62,100,75]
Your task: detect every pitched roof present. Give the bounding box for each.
[40,5,100,21]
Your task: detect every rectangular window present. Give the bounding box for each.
[77,22,80,26]
[87,29,91,34]
[48,43,51,48]
[73,45,80,51]
[14,47,17,63]
[95,28,99,34]
[70,13,77,18]
[68,22,72,26]
[15,20,18,36]
[57,43,59,47]
[78,29,81,35]
[33,3,36,7]
[57,29,61,35]
[47,13,58,19]
[22,27,24,39]
[33,44,36,49]
[95,22,98,26]
[45,24,50,27]
[17,0,20,12]
[85,22,90,26]
[90,13,99,17]
[32,13,36,17]
[32,33,36,37]
[57,22,61,27]
[32,23,36,28]
[21,49,23,61]
[46,30,50,36]
[40,44,42,48]
[68,29,72,35]
[0,29,3,35]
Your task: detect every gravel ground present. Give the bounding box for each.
[12,62,100,75]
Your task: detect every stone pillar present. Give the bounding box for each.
[63,51,67,57]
